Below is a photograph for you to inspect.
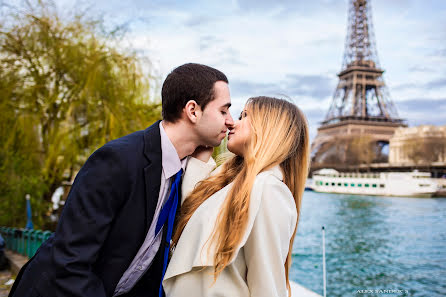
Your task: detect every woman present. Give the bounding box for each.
[163,96,310,297]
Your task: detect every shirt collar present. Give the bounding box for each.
[160,121,188,179]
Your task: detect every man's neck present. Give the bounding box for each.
[161,120,198,160]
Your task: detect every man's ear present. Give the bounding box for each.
[184,100,202,123]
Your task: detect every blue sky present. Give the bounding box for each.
[9,0,446,140]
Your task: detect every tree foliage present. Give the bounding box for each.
[312,136,384,167]
[402,138,446,164]
[0,1,161,229]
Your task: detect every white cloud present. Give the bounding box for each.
[10,0,446,140]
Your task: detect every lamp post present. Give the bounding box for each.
[26,194,34,230]
[322,226,326,297]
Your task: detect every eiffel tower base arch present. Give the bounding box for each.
[311,119,405,168]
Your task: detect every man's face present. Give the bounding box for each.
[195,81,234,147]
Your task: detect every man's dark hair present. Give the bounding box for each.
[161,63,228,122]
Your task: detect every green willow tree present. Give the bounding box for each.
[0,1,161,229]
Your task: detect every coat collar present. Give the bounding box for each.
[264,164,284,182]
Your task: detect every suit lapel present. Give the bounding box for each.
[143,120,162,231]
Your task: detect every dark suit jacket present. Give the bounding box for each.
[10,121,169,297]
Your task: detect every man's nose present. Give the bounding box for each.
[226,113,234,128]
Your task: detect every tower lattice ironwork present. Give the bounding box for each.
[323,0,403,125]
[311,0,406,168]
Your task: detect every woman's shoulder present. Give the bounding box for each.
[253,165,289,194]
[252,166,296,216]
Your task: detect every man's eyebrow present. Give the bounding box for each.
[221,102,232,108]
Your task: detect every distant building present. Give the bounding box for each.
[389,125,446,165]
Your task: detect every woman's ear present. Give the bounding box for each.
[184,100,202,123]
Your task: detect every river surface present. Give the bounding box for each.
[290,191,446,297]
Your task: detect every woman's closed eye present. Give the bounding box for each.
[239,111,247,120]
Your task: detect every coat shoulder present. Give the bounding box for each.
[252,167,296,218]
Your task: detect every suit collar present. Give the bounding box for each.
[143,120,162,231]
[143,120,162,160]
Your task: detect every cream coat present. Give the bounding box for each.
[163,157,297,297]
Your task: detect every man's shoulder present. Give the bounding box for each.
[84,121,161,172]
[102,121,160,154]
[105,130,145,150]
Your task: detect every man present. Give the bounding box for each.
[9,63,234,297]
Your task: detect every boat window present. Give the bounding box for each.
[365,184,370,187]
[331,182,335,186]
[419,184,430,187]
[344,183,348,187]
[337,183,342,186]
[358,184,362,187]
[325,182,329,186]
[379,184,385,188]
[372,184,377,188]
[351,183,355,187]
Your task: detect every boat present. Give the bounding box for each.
[311,168,439,197]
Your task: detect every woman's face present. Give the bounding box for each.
[227,108,251,156]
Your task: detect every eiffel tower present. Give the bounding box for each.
[311,0,406,166]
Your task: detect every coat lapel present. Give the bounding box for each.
[143,120,162,231]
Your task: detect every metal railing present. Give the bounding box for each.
[0,227,53,258]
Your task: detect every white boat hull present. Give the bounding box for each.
[311,169,438,198]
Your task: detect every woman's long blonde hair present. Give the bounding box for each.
[172,96,310,295]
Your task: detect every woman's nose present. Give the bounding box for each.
[228,120,239,131]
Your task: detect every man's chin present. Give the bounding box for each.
[210,136,225,147]
[210,140,222,147]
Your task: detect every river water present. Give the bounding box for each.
[290,191,446,297]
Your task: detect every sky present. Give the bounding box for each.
[8,0,446,141]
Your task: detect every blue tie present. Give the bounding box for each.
[156,169,183,297]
